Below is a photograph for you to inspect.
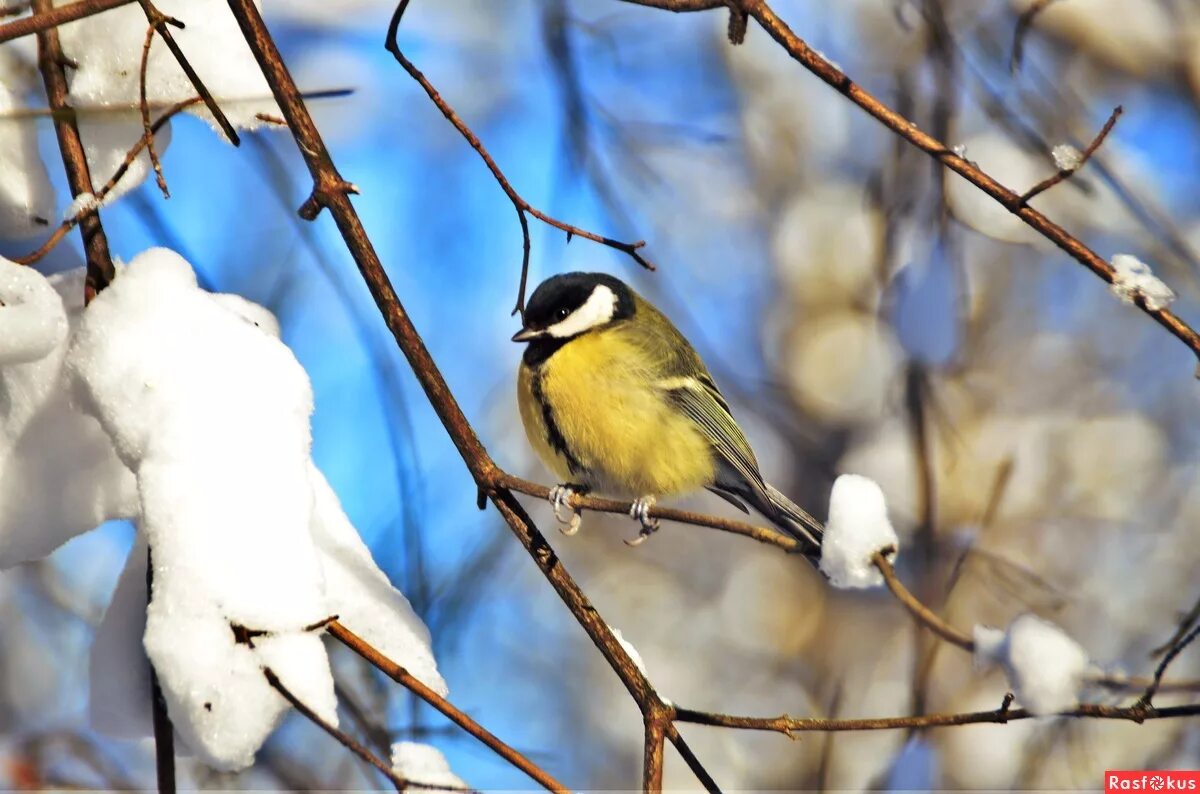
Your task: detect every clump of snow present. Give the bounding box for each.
[608,624,649,678]
[390,742,467,791]
[67,248,334,768]
[1051,143,1083,172]
[1109,254,1175,311]
[309,467,446,696]
[63,192,100,221]
[973,614,1089,715]
[42,248,446,767]
[0,264,136,568]
[0,256,67,365]
[819,474,899,588]
[56,0,280,134]
[0,49,55,239]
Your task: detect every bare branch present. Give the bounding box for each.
[385,0,654,316]
[620,0,1200,367]
[1019,105,1122,205]
[0,0,134,44]
[137,0,241,146]
[14,96,200,266]
[327,620,570,794]
[675,701,1200,734]
[31,0,113,303]
[1010,0,1062,73]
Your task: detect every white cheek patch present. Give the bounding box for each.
[546,284,618,338]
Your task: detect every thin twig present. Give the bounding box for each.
[620,0,1200,367]
[31,0,114,303]
[0,0,134,44]
[875,552,975,652]
[327,620,570,794]
[385,0,654,316]
[674,701,1200,734]
[137,0,241,146]
[14,96,200,266]
[264,667,445,792]
[137,19,169,197]
[1010,0,1061,73]
[665,726,723,793]
[1136,623,1200,710]
[1018,106,1122,205]
[1152,592,1200,658]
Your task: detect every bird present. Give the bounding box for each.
[512,271,823,561]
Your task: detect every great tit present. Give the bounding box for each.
[512,272,823,560]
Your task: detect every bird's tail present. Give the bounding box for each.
[754,483,824,564]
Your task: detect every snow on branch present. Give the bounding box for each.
[819,474,899,588]
[0,249,444,771]
[974,615,1090,715]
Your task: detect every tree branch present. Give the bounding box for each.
[137,0,240,146]
[1018,105,1122,204]
[0,0,134,44]
[385,0,654,316]
[674,701,1200,734]
[327,620,570,794]
[619,0,1200,368]
[31,0,114,303]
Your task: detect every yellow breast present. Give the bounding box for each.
[516,329,717,498]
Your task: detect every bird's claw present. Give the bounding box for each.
[625,495,660,547]
[548,485,584,536]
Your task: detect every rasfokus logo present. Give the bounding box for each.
[1106,771,1200,792]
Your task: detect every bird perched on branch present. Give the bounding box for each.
[512,272,823,561]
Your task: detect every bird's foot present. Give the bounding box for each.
[624,495,660,547]
[548,484,587,536]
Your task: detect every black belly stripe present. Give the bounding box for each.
[530,370,586,476]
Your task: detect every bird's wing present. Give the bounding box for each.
[657,373,766,494]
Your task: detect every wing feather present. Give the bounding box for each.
[660,376,765,493]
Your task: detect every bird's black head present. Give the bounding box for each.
[512,273,636,365]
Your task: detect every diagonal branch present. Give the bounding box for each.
[618,0,1200,368]
[263,666,471,792]
[136,0,240,146]
[31,0,113,303]
[385,0,654,316]
[1018,105,1122,205]
[327,620,570,794]
[222,4,677,789]
[0,0,134,44]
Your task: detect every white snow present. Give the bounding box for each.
[608,624,649,678]
[819,474,899,588]
[1052,143,1083,172]
[62,191,100,221]
[56,0,281,134]
[309,466,447,695]
[44,248,446,769]
[390,742,468,791]
[1110,253,1175,311]
[0,256,67,365]
[0,264,136,568]
[0,49,55,240]
[66,249,332,768]
[973,614,1089,715]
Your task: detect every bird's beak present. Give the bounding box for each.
[511,327,543,342]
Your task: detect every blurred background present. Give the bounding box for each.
[2,0,1200,789]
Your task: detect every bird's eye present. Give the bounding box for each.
[555,307,570,320]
